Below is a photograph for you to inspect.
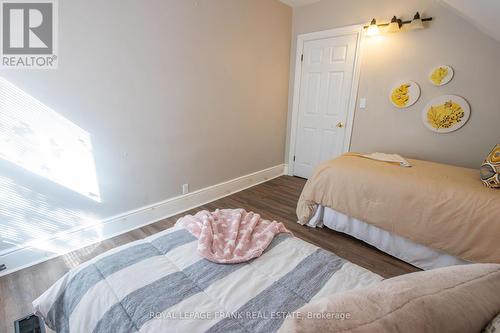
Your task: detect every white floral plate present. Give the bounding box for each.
[422,95,470,133]
[428,65,454,86]
[389,81,420,109]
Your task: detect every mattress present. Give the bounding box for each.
[297,154,500,264]
[308,206,469,270]
[33,225,382,333]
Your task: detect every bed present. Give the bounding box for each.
[33,225,382,333]
[297,153,500,270]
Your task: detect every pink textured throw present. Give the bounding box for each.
[176,209,291,264]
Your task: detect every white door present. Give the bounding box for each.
[293,34,358,178]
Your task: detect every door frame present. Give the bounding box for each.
[287,24,364,176]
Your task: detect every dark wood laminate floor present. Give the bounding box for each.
[0,176,419,332]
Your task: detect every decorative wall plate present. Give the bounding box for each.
[390,81,420,108]
[422,95,470,133]
[429,65,453,86]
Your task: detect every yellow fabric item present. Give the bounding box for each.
[296,154,500,264]
[481,144,500,188]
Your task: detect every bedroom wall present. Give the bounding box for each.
[286,0,500,169]
[0,0,291,254]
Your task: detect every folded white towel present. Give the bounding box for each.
[361,152,412,167]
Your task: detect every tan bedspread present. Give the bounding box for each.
[297,153,500,264]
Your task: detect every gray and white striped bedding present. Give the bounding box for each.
[33,225,382,333]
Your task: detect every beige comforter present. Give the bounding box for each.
[297,153,500,264]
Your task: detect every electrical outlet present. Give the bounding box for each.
[182,184,189,195]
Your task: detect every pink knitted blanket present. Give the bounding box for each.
[176,209,291,264]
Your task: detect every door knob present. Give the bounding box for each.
[336,122,344,128]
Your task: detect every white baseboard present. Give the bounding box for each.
[0,164,287,277]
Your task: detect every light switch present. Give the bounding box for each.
[359,97,367,109]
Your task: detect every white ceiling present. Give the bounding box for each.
[279,0,320,8]
[440,0,500,43]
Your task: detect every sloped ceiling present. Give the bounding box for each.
[281,0,500,43]
[439,0,500,43]
[279,0,321,8]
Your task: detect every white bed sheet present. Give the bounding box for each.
[307,206,469,270]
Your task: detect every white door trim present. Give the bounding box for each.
[287,24,364,176]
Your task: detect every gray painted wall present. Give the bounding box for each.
[0,0,291,253]
[287,0,500,169]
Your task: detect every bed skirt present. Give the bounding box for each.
[307,206,469,270]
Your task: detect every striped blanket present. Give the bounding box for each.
[33,225,382,333]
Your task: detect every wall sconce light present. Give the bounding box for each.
[364,12,432,35]
[387,16,402,33]
[407,12,425,30]
[366,18,380,36]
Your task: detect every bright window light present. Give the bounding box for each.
[0,77,101,202]
[0,174,99,256]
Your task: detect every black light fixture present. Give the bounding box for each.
[364,12,432,34]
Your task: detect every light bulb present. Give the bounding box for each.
[366,18,380,36]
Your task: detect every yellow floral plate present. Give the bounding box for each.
[389,81,420,108]
[428,65,453,86]
[422,95,470,133]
